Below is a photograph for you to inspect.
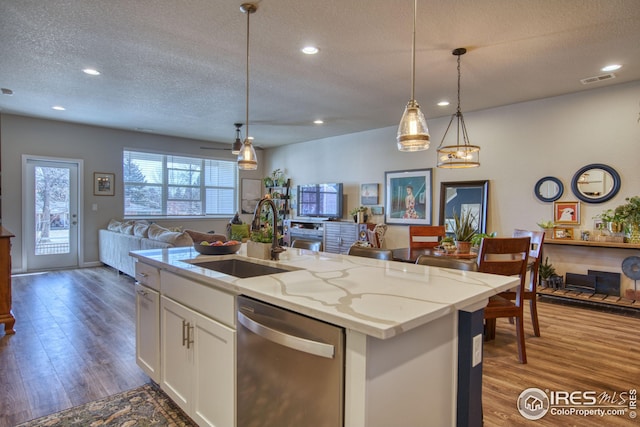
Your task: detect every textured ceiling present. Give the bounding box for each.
[1,0,639,148]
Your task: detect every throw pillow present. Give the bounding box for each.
[148,223,193,246]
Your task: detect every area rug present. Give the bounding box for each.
[16,383,198,427]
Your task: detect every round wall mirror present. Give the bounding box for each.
[571,163,620,203]
[534,176,564,202]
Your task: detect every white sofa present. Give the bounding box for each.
[99,220,193,277]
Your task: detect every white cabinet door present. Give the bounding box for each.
[192,310,236,427]
[161,296,193,414]
[161,295,236,427]
[135,283,160,382]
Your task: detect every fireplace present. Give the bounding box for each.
[564,270,621,296]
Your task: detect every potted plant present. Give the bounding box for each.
[247,223,275,259]
[536,219,555,237]
[614,196,640,243]
[264,169,286,188]
[593,209,624,233]
[470,231,497,251]
[439,236,456,253]
[452,210,477,254]
[538,257,557,287]
[349,206,369,223]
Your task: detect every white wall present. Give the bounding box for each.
[264,81,640,293]
[2,81,638,285]
[0,115,264,271]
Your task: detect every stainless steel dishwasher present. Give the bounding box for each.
[237,295,344,427]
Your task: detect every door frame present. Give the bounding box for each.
[21,155,84,272]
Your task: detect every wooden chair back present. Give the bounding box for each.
[477,236,531,363]
[476,237,530,280]
[347,245,394,260]
[508,229,545,337]
[409,225,446,249]
[512,229,544,289]
[291,239,322,251]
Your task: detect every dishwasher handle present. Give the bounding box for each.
[238,310,335,359]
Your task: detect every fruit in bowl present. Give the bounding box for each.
[194,239,241,255]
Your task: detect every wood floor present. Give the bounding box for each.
[0,268,148,427]
[0,267,638,426]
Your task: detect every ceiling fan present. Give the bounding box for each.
[200,123,263,151]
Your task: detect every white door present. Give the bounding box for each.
[24,157,81,271]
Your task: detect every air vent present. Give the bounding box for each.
[580,73,616,85]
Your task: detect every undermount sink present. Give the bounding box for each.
[191,258,295,278]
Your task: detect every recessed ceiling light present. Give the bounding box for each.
[301,46,319,55]
[601,64,621,72]
[313,119,324,124]
[437,101,450,107]
[83,68,101,76]
[51,105,66,111]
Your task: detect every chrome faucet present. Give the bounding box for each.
[251,197,285,261]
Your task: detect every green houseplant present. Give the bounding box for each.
[470,231,496,248]
[349,206,369,223]
[614,196,640,242]
[538,257,556,287]
[593,208,624,233]
[452,210,477,254]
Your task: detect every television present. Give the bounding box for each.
[297,183,343,219]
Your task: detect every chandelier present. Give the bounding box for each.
[436,48,480,168]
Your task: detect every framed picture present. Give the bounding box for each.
[554,227,574,239]
[94,172,115,196]
[241,178,262,214]
[554,201,580,225]
[360,183,379,205]
[370,206,384,216]
[384,168,432,225]
[439,180,489,235]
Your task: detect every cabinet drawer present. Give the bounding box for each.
[135,262,160,291]
[160,270,235,328]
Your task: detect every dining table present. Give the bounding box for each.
[391,247,478,264]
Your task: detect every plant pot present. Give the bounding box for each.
[626,223,640,244]
[455,241,472,254]
[247,241,271,260]
[353,213,368,223]
[608,222,624,233]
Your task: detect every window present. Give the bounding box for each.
[123,150,237,217]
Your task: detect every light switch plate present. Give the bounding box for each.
[472,333,482,367]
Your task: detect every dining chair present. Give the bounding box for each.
[408,225,446,250]
[477,236,530,364]
[347,245,394,260]
[415,255,478,271]
[291,239,322,251]
[497,229,545,337]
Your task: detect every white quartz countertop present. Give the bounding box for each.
[130,244,518,339]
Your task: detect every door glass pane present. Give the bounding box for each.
[35,166,70,255]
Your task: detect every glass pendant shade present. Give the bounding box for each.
[238,3,258,170]
[397,0,430,152]
[437,144,480,168]
[237,138,257,170]
[231,123,243,154]
[231,138,242,155]
[397,100,430,151]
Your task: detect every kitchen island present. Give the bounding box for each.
[130,244,518,427]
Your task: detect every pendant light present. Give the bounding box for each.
[436,48,480,168]
[237,3,258,170]
[397,0,430,152]
[231,123,243,154]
